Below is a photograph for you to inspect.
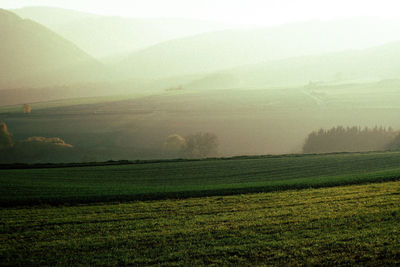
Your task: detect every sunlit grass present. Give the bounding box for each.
[2,180,400,265]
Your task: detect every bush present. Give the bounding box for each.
[184,132,218,158]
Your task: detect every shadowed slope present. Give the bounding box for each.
[0,9,104,89]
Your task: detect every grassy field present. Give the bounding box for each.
[1,151,400,206]
[1,181,400,265]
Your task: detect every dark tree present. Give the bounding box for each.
[0,122,13,150]
[184,132,218,158]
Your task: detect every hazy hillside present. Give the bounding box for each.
[3,7,400,112]
[189,41,400,89]
[13,6,231,58]
[0,9,106,89]
[11,6,97,28]
[116,18,400,79]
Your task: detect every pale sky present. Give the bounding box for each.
[1,0,400,25]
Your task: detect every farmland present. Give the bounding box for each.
[1,180,400,265]
[1,151,400,206]
[2,83,400,160]
[2,4,400,265]
[2,151,400,265]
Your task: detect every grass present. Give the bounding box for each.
[1,181,400,265]
[1,151,400,206]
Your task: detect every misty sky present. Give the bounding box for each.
[1,0,400,25]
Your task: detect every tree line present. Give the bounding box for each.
[1,121,219,163]
[303,126,400,153]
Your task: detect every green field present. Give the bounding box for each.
[2,152,400,265]
[1,151,400,206]
[2,181,400,265]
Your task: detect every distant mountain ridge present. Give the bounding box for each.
[187,40,400,89]
[115,18,400,79]
[13,6,232,58]
[2,7,400,98]
[11,6,98,28]
[0,9,105,89]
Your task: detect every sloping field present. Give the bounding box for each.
[1,181,400,265]
[1,151,400,206]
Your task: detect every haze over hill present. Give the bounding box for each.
[1,3,400,161]
[13,6,232,58]
[3,7,400,91]
[116,18,400,79]
[0,9,106,89]
[11,6,98,28]
[187,40,400,89]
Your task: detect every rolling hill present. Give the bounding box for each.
[0,9,105,89]
[188,41,400,89]
[11,6,98,28]
[116,18,400,79]
[13,6,231,58]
